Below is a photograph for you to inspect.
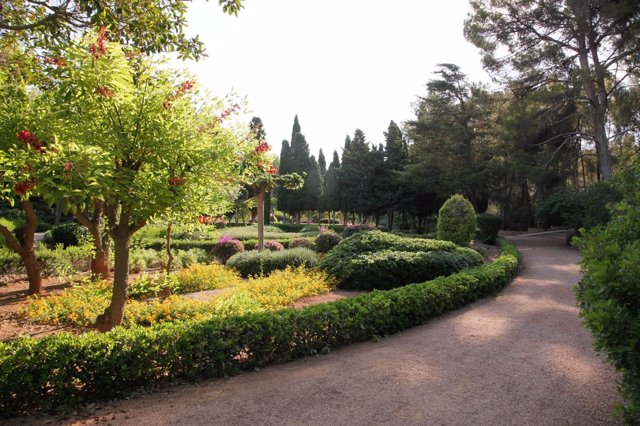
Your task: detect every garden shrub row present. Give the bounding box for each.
[226,248,319,277]
[0,240,519,416]
[140,237,315,253]
[320,231,483,290]
[0,245,92,278]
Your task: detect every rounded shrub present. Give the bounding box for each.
[341,223,376,238]
[319,231,483,290]
[253,240,284,251]
[289,237,315,250]
[227,247,319,278]
[315,231,342,253]
[437,194,477,246]
[212,235,245,264]
[476,213,502,245]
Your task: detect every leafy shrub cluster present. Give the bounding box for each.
[341,223,376,238]
[320,231,483,290]
[227,248,319,278]
[173,263,243,293]
[289,237,315,250]
[314,230,342,253]
[536,182,620,230]
[253,240,284,251]
[43,222,88,248]
[212,235,244,264]
[437,194,477,246]
[0,245,92,278]
[0,240,519,416]
[476,213,502,244]
[575,170,640,423]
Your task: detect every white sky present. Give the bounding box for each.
[180,0,490,159]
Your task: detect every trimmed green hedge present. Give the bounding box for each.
[0,240,519,417]
[333,250,484,291]
[320,231,483,290]
[226,248,319,277]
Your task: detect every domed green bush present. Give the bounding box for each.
[227,247,319,278]
[315,231,342,253]
[319,231,483,290]
[437,194,477,246]
[476,213,502,244]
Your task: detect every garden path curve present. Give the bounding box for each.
[24,235,620,425]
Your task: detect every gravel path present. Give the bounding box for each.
[15,235,620,425]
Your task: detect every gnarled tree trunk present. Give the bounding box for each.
[75,201,111,279]
[0,199,42,295]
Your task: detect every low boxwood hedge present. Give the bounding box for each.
[320,231,483,290]
[0,240,519,417]
[226,247,319,277]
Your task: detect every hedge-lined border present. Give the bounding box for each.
[0,239,520,417]
[140,237,315,252]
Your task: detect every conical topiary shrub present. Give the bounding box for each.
[437,194,477,246]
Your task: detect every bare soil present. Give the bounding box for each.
[6,234,621,425]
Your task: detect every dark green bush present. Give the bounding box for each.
[575,170,640,423]
[320,231,483,290]
[0,240,519,416]
[314,231,342,253]
[437,194,477,246]
[536,182,620,230]
[333,249,484,290]
[273,223,306,232]
[476,213,502,244]
[253,240,284,251]
[44,222,88,248]
[341,223,376,238]
[226,247,319,277]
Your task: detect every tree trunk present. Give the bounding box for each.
[75,202,111,279]
[256,190,265,251]
[166,220,174,273]
[97,226,131,332]
[574,5,613,180]
[0,200,43,295]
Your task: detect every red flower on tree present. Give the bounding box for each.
[268,165,277,174]
[17,130,47,153]
[89,26,108,59]
[255,141,271,153]
[168,176,185,186]
[14,177,36,195]
[94,86,113,97]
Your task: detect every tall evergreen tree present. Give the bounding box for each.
[322,150,341,221]
[304,155,322,220]
[291,114,301,143]
[276,140,292,215]
[287,120,312,222]
[318,149,327,178]
[339,129,370,221]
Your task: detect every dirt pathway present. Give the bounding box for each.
[12,236,620,425]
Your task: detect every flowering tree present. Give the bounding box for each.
[0,70,62,295]
[52,29,251,330]
[243,137,303,250]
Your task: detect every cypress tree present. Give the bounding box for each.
[304,155,322,221]
[318,149,327,178]
[323,150,341,221]
[339,129,370,220]
[277,140,292,215]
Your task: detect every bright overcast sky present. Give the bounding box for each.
[179,0,490,159]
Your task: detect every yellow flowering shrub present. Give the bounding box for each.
[20,266,335,327]
[20,279,111,326]
[240,266,335,309]
[174,263,243,293]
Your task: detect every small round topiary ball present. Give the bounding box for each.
[437,194,477,247]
